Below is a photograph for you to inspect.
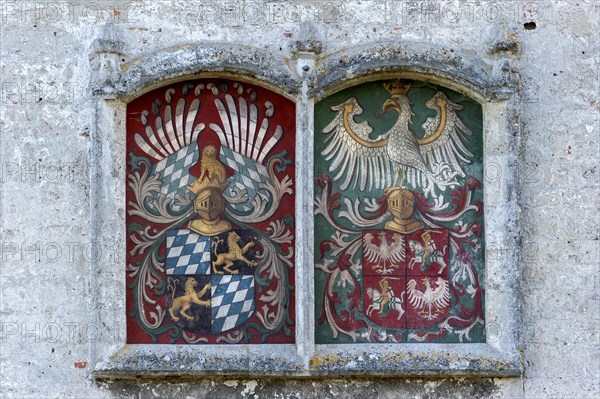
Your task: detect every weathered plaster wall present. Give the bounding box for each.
[0,0,598,398]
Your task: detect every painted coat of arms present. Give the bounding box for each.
[126,80,295,344]
[314,80,485,343]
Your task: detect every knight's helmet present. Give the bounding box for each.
[185,145,232,236]
[385,187,424,234]
[193,188,224,222]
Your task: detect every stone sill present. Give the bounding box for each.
[311,344,521,377]
[93,343,521,379]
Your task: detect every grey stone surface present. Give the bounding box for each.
[1,0,598,398]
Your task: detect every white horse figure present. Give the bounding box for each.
[366,287,405,320]
[408,240,447,272]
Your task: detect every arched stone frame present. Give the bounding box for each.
[90,42,310,377]
[305,43,521,375]
[90,36,521,377]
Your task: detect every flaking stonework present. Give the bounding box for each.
[1,1,598,398]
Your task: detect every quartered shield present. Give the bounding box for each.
[165,228,256,334]
[362,228,452,329]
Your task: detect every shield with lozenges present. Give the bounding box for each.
[165,228,256,334]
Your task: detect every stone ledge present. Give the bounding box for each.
[93,343,521,379]
[93,344,304,379]
[310,344,521,377]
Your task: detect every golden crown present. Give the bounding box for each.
[186,176,229,195]
[383,80,411,95]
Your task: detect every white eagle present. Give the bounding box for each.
[322,80,474,196]
[362,232,405,275]
[407,277,450,321]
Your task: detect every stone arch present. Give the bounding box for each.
[95,42,301,102]
[311,41,515,103]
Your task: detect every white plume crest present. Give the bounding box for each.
[134,91,205,161]
[210,93,282,164]
[133,82,282,164]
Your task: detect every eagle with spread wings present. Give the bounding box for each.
[363,232,405,275]
[407,277,450,321]
[321,80,474,196]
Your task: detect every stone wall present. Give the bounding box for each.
[0,0,598,397]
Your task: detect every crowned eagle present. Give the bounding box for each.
[321,80,474,196]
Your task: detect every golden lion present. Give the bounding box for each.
[212,231,255,275]
[168,277,211,321]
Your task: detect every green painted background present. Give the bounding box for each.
[314,80,485,344]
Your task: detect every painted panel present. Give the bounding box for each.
[314,80,485,343]
[126,79,295,344]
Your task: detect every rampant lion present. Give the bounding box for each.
[168,277,211,321]
[212,231,255,275]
